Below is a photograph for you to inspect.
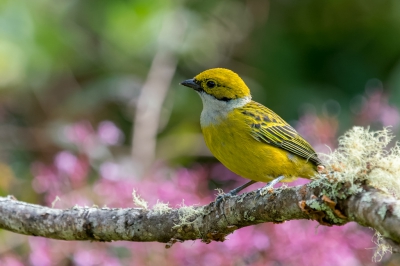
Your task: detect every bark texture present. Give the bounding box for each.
[0,182,399,248]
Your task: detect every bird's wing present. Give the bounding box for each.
[240,101,322,166]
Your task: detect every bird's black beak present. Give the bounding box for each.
[180,79,202,92]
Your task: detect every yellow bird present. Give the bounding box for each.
[180,68,323,199]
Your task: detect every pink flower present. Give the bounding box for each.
[0,255,24,266]
[355,88,400,129]
[380,105,400,128]
[100,162,121,181]
[54,151,89,187]
[31,162,58,193]
[28,238,52,266]
[97,121,124,146]
[65,121,95,146]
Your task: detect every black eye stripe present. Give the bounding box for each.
[220,97,230,102]
[206,81,216,88]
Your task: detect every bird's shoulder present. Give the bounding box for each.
[238,101,288,127]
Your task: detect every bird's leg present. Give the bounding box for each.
[227,180,258,196]
[258,175,285,196]
[215,180,257,206]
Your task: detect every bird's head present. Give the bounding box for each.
[180,68,251,102]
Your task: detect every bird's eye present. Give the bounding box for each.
[206,81,216,88]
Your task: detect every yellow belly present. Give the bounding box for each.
[201,111,316,183]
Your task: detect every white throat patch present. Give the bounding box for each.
[197,92,251,127]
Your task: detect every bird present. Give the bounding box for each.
[180,68,323,201]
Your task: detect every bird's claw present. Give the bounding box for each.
[215,191,235,207]
[257,175,285,197]
[258,186,274,196]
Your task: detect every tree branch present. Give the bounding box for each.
[1,181,399,249]
[131,10,186,171]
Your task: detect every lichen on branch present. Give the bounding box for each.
[315,127,400,199]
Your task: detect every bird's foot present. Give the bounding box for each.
[214,180,257,206]
[258,175,285,196]
[215,189,237,206]
[317,165,326,173]
[258,186,274,196]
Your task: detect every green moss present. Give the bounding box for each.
[306,198,346,224]
[243,211,256,222]
[307,177,363,202]
[307,180,321,189]
[303,178,367,225]
[307,200,322,211]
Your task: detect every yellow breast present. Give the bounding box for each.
[201,108,316,183]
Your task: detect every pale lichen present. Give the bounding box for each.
[172,201,204,234]
[315,127,400,199]
[313,127,400,260]
[152,200,172,215]
[51,196,61,208]
[377,205,387,220]
[359,193,372,207]
[371,231,392,262]
[132,189,148,209]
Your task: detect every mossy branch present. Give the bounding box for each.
[0,181,399,252]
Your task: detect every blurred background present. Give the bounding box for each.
[0,0,400,265]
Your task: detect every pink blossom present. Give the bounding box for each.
[100,162,121,181]
[65,121,95,146]
[97,121,124,145]
[295,108,338,152]
[28,238,52,266]
[355,89,400,129]
[54,151,78,176]
[73,249,118,266]
[31,162,58,193]
[0,255,24,266]
[380,105,400,128]
[54,151,90,186]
